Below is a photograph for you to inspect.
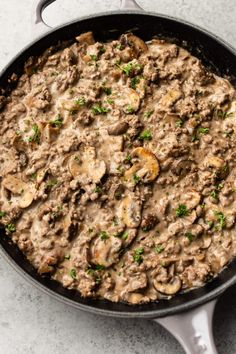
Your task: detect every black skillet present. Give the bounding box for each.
[1,1,236,353]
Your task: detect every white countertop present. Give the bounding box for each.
[1,1,236,353]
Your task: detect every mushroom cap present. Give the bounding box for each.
[153,275,181,295]
[2,175,35,209]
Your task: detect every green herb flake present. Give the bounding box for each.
[122,63,133,76]
[0,211,6,218]
[46,178,58,188]
[76,97,86,106]
[214,211,226,230]
[133,174,141,185]
[210,190,219,200]
[215,109,233,120]
[6,223,16,233]
[126,105,135,114]
[99,47,106,55]
[69,268,77,279]
[131,76,140,89]
[138,130,152,141]
[185,232,194,242]
[103,87,112,95]
[144,110,154,119]
[90,54,98,61]
[50,114,63,128]
[95,185,103,194]
[28,124,41,144]
[155,245,164,254]
[198,127,209,135]
[64,254,71,260]
[176,119,184,127]
[176,204,189,217]
[124,154,132,163]
[116,43,124,50]
[92,105,110,115]
[133,247,144,265]
[100,231,109,241]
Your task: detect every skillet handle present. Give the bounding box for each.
[153,300,218,354]
[31,0,144,38]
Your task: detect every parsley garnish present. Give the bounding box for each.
[176,119,184,127]
[116,44,124,50]
[144,110,154,118]
[50,114,63,128]
[28,124,41,144]
[210,190,219,200]
[122,63,133,76]
[155,245,164,254]
[176,204,189,217]
[215,109,233,120]
[90,54,98,61]
[185,232,194,242]
[126,105,135,114]
[131,76,140,89]
[198,127,209,134]
[133,247,144,265]
[69,268,77,279]
[0,211,6,218]
[92,105,110,115]
[103,87,112,95]
[46,178,58,188]
[124,154,132,162]
[99,47,106,54]
[214,211,226,229]
[95,185,103,194]
[133,174,141,185]
[100,231,109,241]
[6,223,16,233]
[65,254,71,260]
[76,97,86,106]
[139,130,152,141]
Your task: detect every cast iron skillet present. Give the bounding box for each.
[1,1,236,353]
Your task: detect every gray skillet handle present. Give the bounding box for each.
[31,0,144,38]
[154,300,218,354]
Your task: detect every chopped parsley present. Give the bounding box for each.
[214,211,226,230]
[176,204,189,217]
[50,114,63,128]
[103,87,112,95]
[133,174,141,185]
[74,155,81,163]
[90,54,98,61]
[122,63,133,76]
[46,178,58,188]
[64,254,71,260]
[69,268,77,279]
[99,47,106,54]
[185,232,194,242]
[94,185,103,194]
[215,109,233,120]
[116,43,124,50]
[28,124,41,144]
[100,231,109,241]
[176,119,184,127]
[155,245,164,254]
[133,247,144,265]
[92,105,110,115]
[124,154,132,163]
[198,127,209,134]
[0,211,6,218]
[131,76,140,89]
[138,130,152,141]
[75,97,86,106]
[144,110,154,118]
[126,105,135,114]
[6,223,16,233]
[210,190,219,200]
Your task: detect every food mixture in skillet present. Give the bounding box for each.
[0,31,236,304]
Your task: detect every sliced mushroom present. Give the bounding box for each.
[68,146,106,184]
[2,175,35,208]
[118,193,142,228]
[61,99,84,112]
[124,147,160,185]
[90,235,122,267]
[43,124,59,143]
[115,88,140,113]
[160,88,182,108]
[153,275,181,295]
[36,168,48,184]
[107,121,128,136]
[120,33,148,54]
[204,155,225,169]
[75,31,95,45]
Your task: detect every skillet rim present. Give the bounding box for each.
[1,10,236,319]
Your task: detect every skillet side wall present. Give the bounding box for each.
[1,12,236,318]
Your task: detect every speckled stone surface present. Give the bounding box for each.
[0,1,236,353]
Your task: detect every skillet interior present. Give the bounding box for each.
[1,12,236,318]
